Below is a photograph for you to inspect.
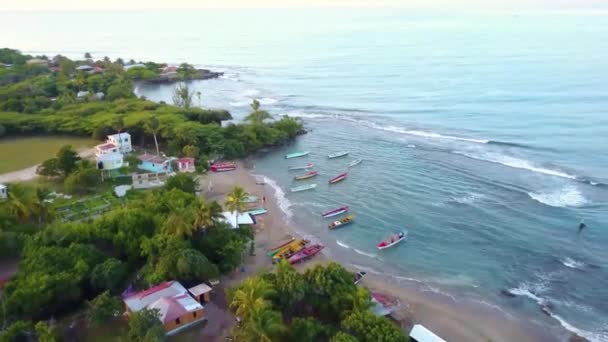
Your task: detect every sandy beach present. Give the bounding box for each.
[200,160,557,342]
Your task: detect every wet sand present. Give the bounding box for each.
[200,161,556,342]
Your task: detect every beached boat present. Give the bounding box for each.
[285,151,310,159]
[348,159,363,167]
[245,208,268,216]
[267,237,296,256]
[328,215,354,229]
[377,231,407,250]
[321,206,349,218]
[288,163,313,171]
[272,239,309,261]
[329,172,347,184]
[289,244,324,265]
[328,151,350,159]
[210,162,236,172]
[243,195,258,203]
[290,184,317,192]
[294,171,318,181]
[354,271,367,285]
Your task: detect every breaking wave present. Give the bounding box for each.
[336,240,380,259]
[257,174,293,219]
[560,257,585,270]
[450,192,486,205]
[528,186,589,208]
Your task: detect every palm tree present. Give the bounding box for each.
[245,99,272,123]
[145,116,161,156]
[6,184,36,223]
[237,307,285,342]
[163,206,196,238]
[229,277,275,320]
[33,187,55,225]
[225,185,249,228]
[112,116,125,134]
[192,198,223,231]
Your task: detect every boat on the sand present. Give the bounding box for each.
[210,162,236,172]
[245,208,268,216]
[272,239,309,261]
[267,237,296,256]
[328,215,354,229]
[289,244,324,264]
[288,163,313,171]
[328,151,350,159]
[321,206,349,218]
[329,172,347,184]
[354,271,367,285]
[294,171,318,181]
[242,195,258,203]
[290,184,317,192]
[377,231,407,250]
[348,159,363,167]
[285,151,310,159]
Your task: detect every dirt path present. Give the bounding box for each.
[0,148,95,184]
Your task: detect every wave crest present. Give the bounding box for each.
[528,186,589,208]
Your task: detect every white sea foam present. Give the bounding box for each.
[242,88,260,96]
[220,73,240,82]
[407,144,416,148]
[258,97,278,105]
[508,281,546,303]
[229,100,250,107]
[336,240,350,249]
[528,186,588,208]
[353,248,378,259]
[561,257,585,269]
[258,175,293,219]
[547,312,607,342]
[453,151,578,180]
[451,192,486,205]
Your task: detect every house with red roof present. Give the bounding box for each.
[137,153,172,173]
[176,157,195,173]
[123,280,211,335]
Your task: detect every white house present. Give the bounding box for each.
[107,133,132,154]
[96,152,126,171]
[409,325,446,342]
[221,211,254,229]
[0,184,7,200]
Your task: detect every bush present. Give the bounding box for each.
[165,173,195,193]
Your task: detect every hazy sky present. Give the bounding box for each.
[1,0,607,11]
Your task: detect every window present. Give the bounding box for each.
[175,318,181,325]
[193,311,197,318]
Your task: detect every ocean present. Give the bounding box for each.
[2,9,607,341]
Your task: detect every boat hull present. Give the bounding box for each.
[289,244,324,264]
[295,171,318,181]
[321,206,349,218]
[288,163,313,171]
[267,237,295,256]
[285,152,310,159]
[272,239,308,260]
[377,232,407,250]
[328,151,350,159]
[348,159,362,167]
[329,173,347,184]
[290,184,317,192]
[328,215,354,229]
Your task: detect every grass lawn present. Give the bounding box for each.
[0,136,96,173]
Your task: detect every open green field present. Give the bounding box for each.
[0,136,96,173]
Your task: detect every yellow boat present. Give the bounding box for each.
[272,239,308,260]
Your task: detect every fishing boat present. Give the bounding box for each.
[242,195,258,203]
[290,184,317,192]
[245,208,268,216]
[354,271,367,285]
[377,231,407,250]
[294,171,318,181]
[321,206,349,218]
[210,162,236,172]
[328,151,350,159]
[272,239,309,261]
[328,215,354,229]
[329,172,347,184]
[289,244,324,265]
[267,237,296,256]
[288,163,314,171]
[348,159,363,167]
[285,151,310,159]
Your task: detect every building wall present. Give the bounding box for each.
[138,161,170,173]
[163,308,206,333]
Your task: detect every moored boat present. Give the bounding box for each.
[267,237,296,256]
[289,244,324,264]
[290,184,317,192]
[288,163,314,171]
[328,151,350,159]
[348,159,363,167]
[210,162,236,172]
[329,172,347,184]
[243,195,258,203]
[245,208,268,216]
[294,171,318,181]
[377,231,407,250]
[354,271,367,285]
[328,215,354,229]
[285,151,310,159]
[272,239,309,261]
[321,206,349,218]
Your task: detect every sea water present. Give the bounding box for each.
[3,9,608,341]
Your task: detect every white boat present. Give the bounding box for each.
[290,184,318,193]
[288,163,314,171]
[245,208,268,216]
[328,151,349,159]
[377,231,407,250]
[348,159,362,167]
[286,151,310,159]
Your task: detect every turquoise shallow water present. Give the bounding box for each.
[3,9,608,340]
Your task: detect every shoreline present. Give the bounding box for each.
[203,160,560,342]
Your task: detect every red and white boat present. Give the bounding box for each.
[289,244,324,264]
[329,172,347,184]
[210,162,236,172]
[377,231,407,250]
[321,206,349,218]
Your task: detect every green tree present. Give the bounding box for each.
[107,79,134,100]
[33,187,55,225]
[172,83,194,109]
[303,263,360,322]
[225,185,248,227]
[34,321,57,342]
[112,115,125,134]
[272,260,306,315]
[5,184,37,223]
[145,116,161,156]
[237,307,285,342]
[229,277,275,320]
[88,291,123,326]
[182,144,199,158]
[56,145,81,176]
[165,173,195,194]
[64,161,99,195]
[0,320,34,341]
[330,332,359,342]
[163,204,196,238]
[245,99,272,123]
[192,198,223,232]
[290,317,333,342]
[0,123,6,137]
[341,310,408,342]
[84,52,92,59]
[127,308,165,342]
[90,258,128,293]
[177,63,196,80]
[153,247,219,283]
[37,158,61,177]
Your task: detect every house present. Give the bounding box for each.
[0,184,7,200]
[77,90,90,100]
[124,63,146,71]
[409,324,446,342]
[95,143,119,156]
[132,172,172,189]
[107,133,132,154]
[176,157,195,173]
[161,65,178,73]
[94,66,104,73]
[76,65,94,72]
[49,66,60,72]
[96,152,126,171]
[0,63,13,69]
[123,281,208,335]
[95,92,105,100]
[26,58,48,66]
[138,153,172,173]
[188,283,212,304]
[221,211,254,229]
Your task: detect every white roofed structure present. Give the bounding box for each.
[409,324,447,342]
[222,211,254,229]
